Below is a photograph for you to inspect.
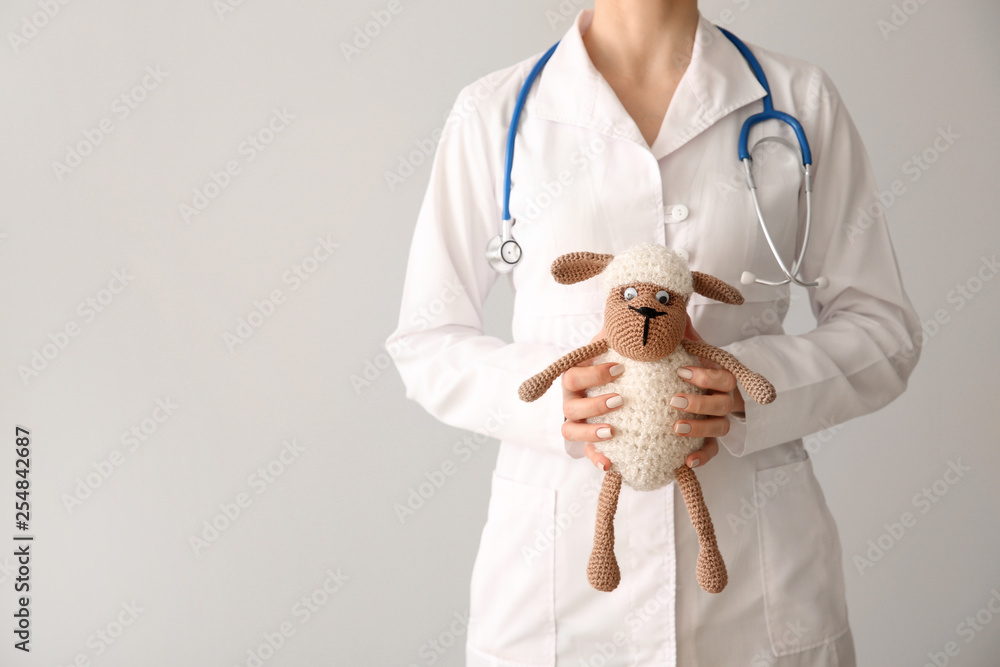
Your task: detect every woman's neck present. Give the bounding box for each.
[583,0,700,81]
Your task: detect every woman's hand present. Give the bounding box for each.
[560,326,620,472]
[564,317,745,471]
[673,313,745,468]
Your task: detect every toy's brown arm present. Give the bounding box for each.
[681,339,776,405]
[518,339,610,403]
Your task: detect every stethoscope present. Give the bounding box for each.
[486,26,828,289]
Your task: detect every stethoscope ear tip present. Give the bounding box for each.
[814,276,830,290]
[740,271,757,286]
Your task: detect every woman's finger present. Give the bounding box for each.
[564,392,624,421]
[669,392,734,418]
[685,438,719,468]
[584,442,612,471]
[676,365,737,394]
[562,419,615,444]
[672,415,731,438]
[562,361,624,395]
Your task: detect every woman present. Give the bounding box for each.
[385,1,921,664]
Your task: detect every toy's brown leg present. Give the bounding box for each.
[587,470,622,592]
[674,465,728,594]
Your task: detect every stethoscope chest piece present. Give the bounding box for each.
[486,236,521,273]
[486,222,522,273]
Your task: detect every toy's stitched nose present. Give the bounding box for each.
[628,305,668,346]
[630,305,666,318]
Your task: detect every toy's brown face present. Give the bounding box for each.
[605,282,687,361]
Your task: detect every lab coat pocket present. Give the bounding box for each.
[468,471,556,665]
[755,458,849,656]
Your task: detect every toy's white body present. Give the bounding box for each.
[586,346,707,492]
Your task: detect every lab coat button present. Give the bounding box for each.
[666,204,689,221]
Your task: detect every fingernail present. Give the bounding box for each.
[606,395,623,408]
[688,458,700,468]
[596,427,613,439]
[609,364,625,376]
[669,395,688,409]
[674,422,692,434]
[676,367,693,379]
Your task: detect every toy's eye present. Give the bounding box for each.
[623,287,638,300]
[656,290,670,305]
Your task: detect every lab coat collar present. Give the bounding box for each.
[530,8,768,160]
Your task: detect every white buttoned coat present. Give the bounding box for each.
[385,8,921,666]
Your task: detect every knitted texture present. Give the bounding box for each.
[586,346,707,491]
[551,251,614,285]
[682,339,777,405]
[600,243,693,297]
[676,464,728,594]
[603,283,687,362]
[587,470,622,592]
[692,271,744,305]
[517,242,779,595]
[519,339,610,403]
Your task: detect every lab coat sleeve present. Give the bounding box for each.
[384,85,570,457]
[716,66,923,458]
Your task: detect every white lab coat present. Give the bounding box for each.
[385,8,921,666]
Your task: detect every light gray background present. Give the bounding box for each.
[0,1,997,665]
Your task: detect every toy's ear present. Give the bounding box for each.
[551,251,614,285]
[691,271,744,305]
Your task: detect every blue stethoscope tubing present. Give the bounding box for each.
[489,25,826,289]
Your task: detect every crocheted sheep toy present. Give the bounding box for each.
[518,243,776,594]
